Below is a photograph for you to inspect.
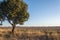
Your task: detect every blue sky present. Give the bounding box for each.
[0,0,60,26]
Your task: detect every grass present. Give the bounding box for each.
[0,27,59,40]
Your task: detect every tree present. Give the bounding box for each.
[0,0,29,34]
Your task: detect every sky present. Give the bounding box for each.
[0,0,60,26]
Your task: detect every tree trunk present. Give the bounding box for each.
[12,24,16,34]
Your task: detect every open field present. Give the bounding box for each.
[0,27,60,40]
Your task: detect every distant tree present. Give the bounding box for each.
[0,0,29,34]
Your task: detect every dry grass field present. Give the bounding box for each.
[0,27,60,40]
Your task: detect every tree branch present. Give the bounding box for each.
[8,20,13,25]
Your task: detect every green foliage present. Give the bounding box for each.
[0,0,29,25]
[0,0,29,33]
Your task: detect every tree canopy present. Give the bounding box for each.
[0,0,29,33]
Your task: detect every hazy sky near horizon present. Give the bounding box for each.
[0,0,60,26]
